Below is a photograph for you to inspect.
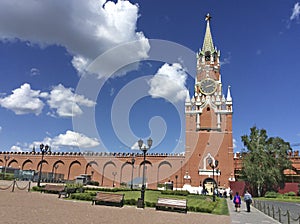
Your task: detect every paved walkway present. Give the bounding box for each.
[0,182,285,224]
[227,198,281,224]
[0,190,230,224]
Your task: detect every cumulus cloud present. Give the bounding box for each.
[130,141,149,150]
[148,63,188,103]
[0,0,149,76]
[0,83,47,115]
[10,145,22,152]
[51,130,100,148]
[290,2,300,21]
[47,84,96,117]
[0,83,95,117]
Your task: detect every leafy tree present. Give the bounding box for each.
[241,126,292,196]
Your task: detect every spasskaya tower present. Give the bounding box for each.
[184,14,235,189]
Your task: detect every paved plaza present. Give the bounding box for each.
[0,190,230,224]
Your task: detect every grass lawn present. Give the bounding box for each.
[116,190,229,215]
[254,196,300,203]
[38,186,229,215]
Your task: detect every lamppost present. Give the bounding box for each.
[137,137,153,208]
[208,158,219,202]
[112,171,117,187]
[54,164,59,182]
[91,171,94,180]
[180,160,183,188]
[2,155,10,180]
[130,156,135,190]
[216,169,221,186]
[37,144,51,187]
[175,175,178,190]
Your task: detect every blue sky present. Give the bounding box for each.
[0,0,299,154]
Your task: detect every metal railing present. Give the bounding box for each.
[253,200,300,224]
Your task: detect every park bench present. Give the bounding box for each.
[41,184,65,195]
[58,187,77,198]
[92,192,124,207]
[156,198,187,213]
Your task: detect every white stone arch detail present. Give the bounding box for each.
[202,153,216,170]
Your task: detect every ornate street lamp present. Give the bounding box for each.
[54,164,59,182]
[2,155,10,180]
[175,175,178,190]
[137,137,153,208]
[208,158,219,202]
[91,171,94,180]
[37,144,51,187]
[130,156,135,190]
[216,169,221,187]
[112,171,117,187]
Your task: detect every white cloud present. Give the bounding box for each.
[47,84,96,118]
[0,126,2,132]
[30,68,40,76]
[10,145,22,152]
[130,141,149,150]
[0,83,47,115]
[51,130,100,148]
[148,63,188,103]
[0,0,149,76]
[220,52,231,65]
[290,2,300,21]
[233,138,237,149]
[0,83,95,117]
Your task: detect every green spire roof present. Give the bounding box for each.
[201,13,215,54]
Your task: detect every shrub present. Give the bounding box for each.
[120,182,127,187]
[66,183,83,189]
[70,193,93,201]
[145,201,156,207]
[3,173,15,181]
[157,183,165,188]
[161,190,189,196]
[284,191,296,197]
[264,191,278,198]
[31,186,42,192]
[87,181,99,186]
[124,198,136,205]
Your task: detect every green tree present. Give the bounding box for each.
[241,126,292,196]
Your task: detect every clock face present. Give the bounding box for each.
[199,78,217,95]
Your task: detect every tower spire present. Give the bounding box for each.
[201,13,215,54]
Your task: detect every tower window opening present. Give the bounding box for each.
[205,51,211,61]
[207,107,210,111]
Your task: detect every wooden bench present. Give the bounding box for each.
[92,192,124,207]
[156,198,187,213]
[41,184,65,195]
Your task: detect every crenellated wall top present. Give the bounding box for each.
[0,151,185,158]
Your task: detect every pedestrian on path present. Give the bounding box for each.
[233,192,241,212]
[244,190,252,212]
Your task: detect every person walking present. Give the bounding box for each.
[233,192,241,212]
[244,190,252,212]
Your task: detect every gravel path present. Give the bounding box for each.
[0,190,230,224]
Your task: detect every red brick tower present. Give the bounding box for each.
[184,14,234,189]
